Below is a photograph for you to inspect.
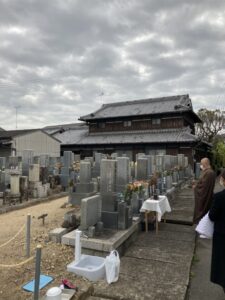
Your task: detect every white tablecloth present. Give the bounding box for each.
[140,195,171,221]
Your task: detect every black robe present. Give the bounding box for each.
[193,167,216,224]
[209,189,225,288]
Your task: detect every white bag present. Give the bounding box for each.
[195,212,214,239]
[105,250,120,284]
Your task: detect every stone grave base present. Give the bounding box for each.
[61,219,140,257]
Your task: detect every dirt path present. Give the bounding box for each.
[0,197,89,300]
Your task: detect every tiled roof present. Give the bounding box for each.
[0,129,39,140]
[80,94,200,121]
[53,126,88,144]
[56,127,198,145]
[43,123,87,135]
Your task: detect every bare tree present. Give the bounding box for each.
[195,108,225,143]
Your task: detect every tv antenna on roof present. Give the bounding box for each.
[15,105,20,129]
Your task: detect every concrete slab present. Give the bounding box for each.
[93,264,187,300]
[164,187,195,224]
[49,227,69,243]
[62,220,139,254]
[90,223,195,300]
[125,238,194,266]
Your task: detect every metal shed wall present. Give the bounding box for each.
[12,131,60,157]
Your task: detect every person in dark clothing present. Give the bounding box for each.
[193,158,216,224]
[209,169,225,292]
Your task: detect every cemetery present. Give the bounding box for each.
[0,148,196,299]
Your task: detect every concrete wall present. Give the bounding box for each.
[12,131,60,157]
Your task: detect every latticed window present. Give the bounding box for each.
[152,118,161,125]
[124,121,132,127]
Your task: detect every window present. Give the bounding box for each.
[152,118,161,125]
[124,121,132,127]
[98,122,105,128]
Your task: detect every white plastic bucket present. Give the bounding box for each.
[46,287,62,300]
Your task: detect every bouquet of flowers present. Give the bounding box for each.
[124,181,148,204]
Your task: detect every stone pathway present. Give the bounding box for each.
[86,223,195,300]
[164,185,194,225]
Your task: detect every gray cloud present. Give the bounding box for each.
[0,0,225,129]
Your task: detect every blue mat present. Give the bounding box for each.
[22,274,54,292]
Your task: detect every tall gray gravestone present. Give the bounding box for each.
[22,150,34,176]
[136,158,148,180]
[116,157,130,192]
[0,157,6,170]
[68,161,95,205]
[100,159,119,229]
[63,151,74,168]
[155,155,164,172]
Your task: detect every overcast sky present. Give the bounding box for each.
[0,0,225,130]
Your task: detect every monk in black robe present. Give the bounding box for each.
[193,158,216,224]
[209,169,225,293]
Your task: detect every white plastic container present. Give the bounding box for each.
[46,287,62,300]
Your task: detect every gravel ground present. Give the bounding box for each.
[0,196,91,300]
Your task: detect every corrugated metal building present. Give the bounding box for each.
[0,129,61,157]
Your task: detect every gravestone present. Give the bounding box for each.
[69,161,95,205]
[39,154,49,167]
[7,156,19,169]
[22,150,34,176]
[184,156,189,168]
[145,155,155,177]
[116,157,130,192]
[100,159,117,211]
[0,157,6,170]
[155,155,164,172]
[20,176,28,200]
[118,201,128,230]
[164,155,172,171]
[80,195,101,231]
[0,171,5,191]
[177,154,185,168]
[74,154,81,162]
[29,164,40,182]
[136,158,148,180]
[63,151,74,168]
[10,172,20,195]
[111,153,118,159]
[101,211,118,230]
[33,156,40,164]
[93,153,105,178]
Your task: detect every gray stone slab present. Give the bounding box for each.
[101,192,117,212]
[125,237,194,266]
[93,257,188,300]
[49,227,69,243]
[101,211,118,229]
[62,220,139,253]
[136,158,148,180]
[80,195,101,230]
[100,159,117,193]
[80,161,92,183]
[116,157,130,188]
